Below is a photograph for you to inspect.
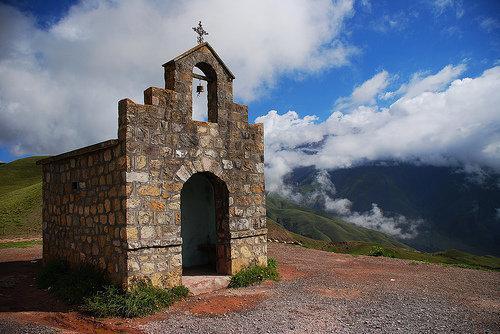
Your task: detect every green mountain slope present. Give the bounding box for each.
[266,193,409,248]
[287,164,500,256]
[0,156,46,238]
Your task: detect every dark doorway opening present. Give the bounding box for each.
[180,172,230,275]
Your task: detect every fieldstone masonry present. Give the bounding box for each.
[38,43,267,289]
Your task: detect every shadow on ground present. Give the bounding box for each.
[0,259,69,313]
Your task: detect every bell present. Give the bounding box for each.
[196,84,204,94]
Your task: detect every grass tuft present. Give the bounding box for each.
[0,239,42,249]
[367,245,395,258]
[37,260,188,317]
[83,281,189,318]
[228,258,279,288]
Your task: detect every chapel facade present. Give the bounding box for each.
[38,42,267,288]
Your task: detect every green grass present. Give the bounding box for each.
[0,156,47,239]
[228,258,279,288]
[37,260,189,318]
[266,193,410,248]
[316,242,500,271]
[0,239,42,249]
[83,282,189,318]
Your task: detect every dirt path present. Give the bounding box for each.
[1,244,499,333]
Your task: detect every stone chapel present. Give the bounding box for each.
[37,42,267,288]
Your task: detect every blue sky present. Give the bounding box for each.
[250,0,499,121]
[0,0,499,164]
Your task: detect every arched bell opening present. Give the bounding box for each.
[180,172,230,275]
[191,62,218,123]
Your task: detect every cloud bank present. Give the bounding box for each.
[257,65,500,193]
[286,170,422,238]
[0,0,356,155]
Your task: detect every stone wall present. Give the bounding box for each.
[39,141,128,284]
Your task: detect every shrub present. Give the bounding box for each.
[367,245,395,258]
[228,258,279,288]
[367,246,385,257]
[82,285,125,317]
[38,260,189,317]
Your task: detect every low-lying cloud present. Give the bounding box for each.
[287,170,422,239]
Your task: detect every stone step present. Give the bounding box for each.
[182,275,231,296]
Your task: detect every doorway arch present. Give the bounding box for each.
[180,172,230,274]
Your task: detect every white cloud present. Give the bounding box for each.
[346,204,421,238]
[0,0,356,155]
[371,12,409,33]
[479,17,499,33]
[430,0,464,18]
[335,70,390,110]
[258,65,500,193]
[285,170,421,238]
[359,0,372,13]
[386,64,466,99]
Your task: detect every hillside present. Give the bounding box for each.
[0,156,46,239]
[286,164,500,256]
[266,193,409,248]
[267,219,500,271]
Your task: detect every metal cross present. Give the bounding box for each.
[192,21,208,44]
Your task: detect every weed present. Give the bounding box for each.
[228,258,279,288]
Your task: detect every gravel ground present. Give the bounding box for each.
[144,243,500,334]
[0,320,58,334]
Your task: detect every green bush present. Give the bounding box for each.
[367,245,395,258]
[82,285,125,317]
[228,258,279,288]
[37,260,189,317]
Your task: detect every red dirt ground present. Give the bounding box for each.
[174,293,267,315]
[277,263,308,281]
[0,245,143,333]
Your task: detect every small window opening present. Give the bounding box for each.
[72,181,86,191]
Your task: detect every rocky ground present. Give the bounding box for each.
[1,243,499,333]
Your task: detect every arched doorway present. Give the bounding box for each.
[180,172,230,275]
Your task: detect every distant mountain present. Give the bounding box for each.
[266,193,409,248]
[283,163,500,256]
[0,156,46,238]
